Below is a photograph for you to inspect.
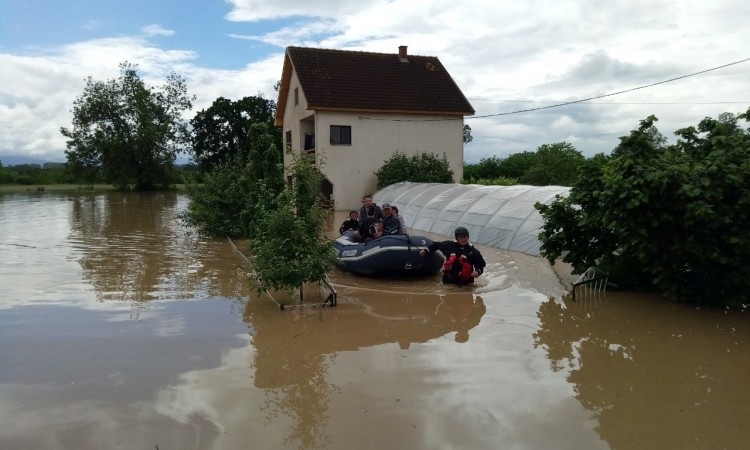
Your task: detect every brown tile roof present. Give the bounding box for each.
[276,46,474,125]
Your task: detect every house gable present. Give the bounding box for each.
[275,46,474,125]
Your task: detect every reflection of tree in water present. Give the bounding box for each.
[244,290,486,449]
[244,298,336,449]
[70,191,249,305]
[533,293,750,449]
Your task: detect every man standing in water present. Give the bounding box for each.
[419,226,486,285]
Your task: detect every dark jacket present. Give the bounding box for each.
[425,240,486,285]
[359,216,380,242]
[380,215,403,235]
[339,218,360,235]
[359,204,383,222]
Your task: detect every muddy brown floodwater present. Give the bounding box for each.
[0,191,748,449]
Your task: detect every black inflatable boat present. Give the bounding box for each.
[334,232,444,276]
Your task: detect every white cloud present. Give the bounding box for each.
[2,0,749,163]
[141,24,175,37]
[0,36,277,162]
[221,0,750,161]
[224,0,371,22]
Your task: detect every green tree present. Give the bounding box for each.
[61,62,194,190]
[190,96,280,172]
[181,122,284,238]
[520,142,585,186]
[500,151,538,179]
[250,157,338,303]
[375,151,454,189]
[463,156,503,181]
[462,156,519,185]
[537,112,750,306]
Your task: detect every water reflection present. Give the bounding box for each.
[243,290,486,448]
[3,193,749,449]
[534,292,750,449]
[68,192,248,304]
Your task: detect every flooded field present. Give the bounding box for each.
[1,191,748,449]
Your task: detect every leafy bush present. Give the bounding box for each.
[181,156,257,237]
[181,122,284,238]
[537,112,750,307]
[249,156,338,300]
[462,176,518,186]
[375,151,454,189]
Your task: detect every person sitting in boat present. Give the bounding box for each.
[356,206,380,242]
[419,226,486,285]
[358,195,383,222]
[373,203,403,239]
[392,205,407,233]
[339,210,360,235]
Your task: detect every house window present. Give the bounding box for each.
[285,130,292,153]
[330,125,351,145]
[294,87,299,106]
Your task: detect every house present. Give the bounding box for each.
[275,46,474,209]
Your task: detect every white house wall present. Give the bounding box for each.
[313,111,465,210]
[281,71,311,171]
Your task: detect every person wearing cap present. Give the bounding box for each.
[358,195,384,222]
[339,210,360,235]
[419,226,486,285]
[373,203,403,238]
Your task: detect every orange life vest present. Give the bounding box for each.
[443,253,474,282]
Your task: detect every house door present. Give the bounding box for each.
[320,178,333,207]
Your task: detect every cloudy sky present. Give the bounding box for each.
[1,0,748,164]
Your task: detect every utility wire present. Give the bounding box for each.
[470,57,750,119]
[359,57,750,122]
[469,100,749,105]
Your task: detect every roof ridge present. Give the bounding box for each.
[287,46,433,58]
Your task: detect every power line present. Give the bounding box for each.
[359,57,750,122]
[470,57,750,119]
[468,99,750,105]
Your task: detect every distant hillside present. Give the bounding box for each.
[0,154,64,166]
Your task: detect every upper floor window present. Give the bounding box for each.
[330,125,351,145]
[294,87,299,106]
[285,130,292,153]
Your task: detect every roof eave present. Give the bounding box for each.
[274,52,294,127]
[309,106,474,116]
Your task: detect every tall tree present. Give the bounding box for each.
[499,151,538,179]
[190,96,280,172]
[520,142,585,186]
[61,62,194,190]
